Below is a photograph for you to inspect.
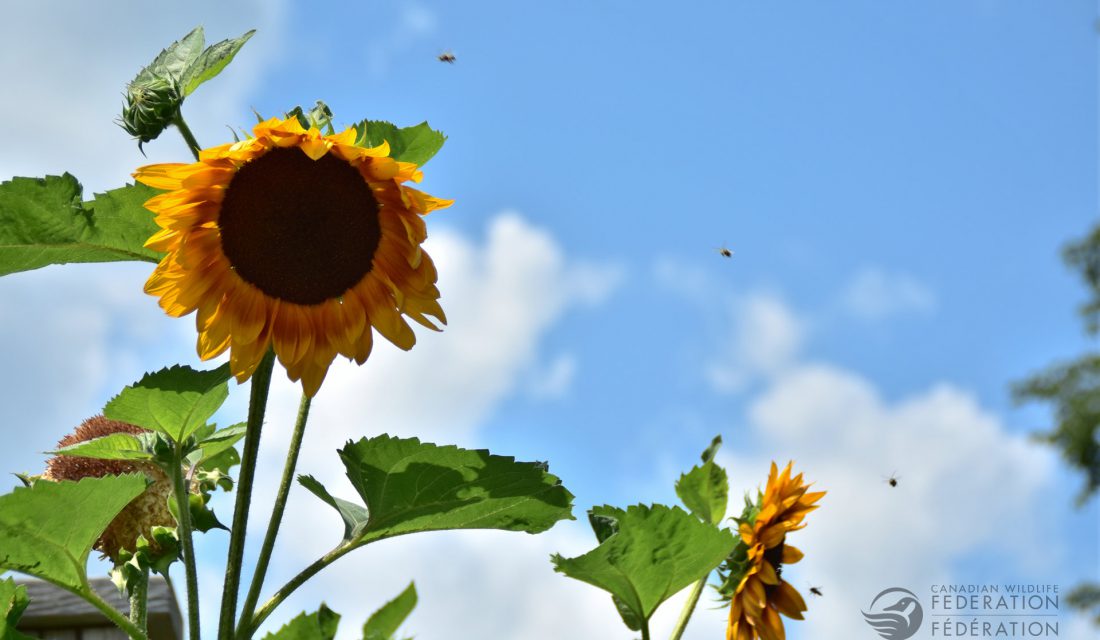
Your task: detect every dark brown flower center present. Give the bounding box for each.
[217,147,381,305]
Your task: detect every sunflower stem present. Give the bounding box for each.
[128,565,149,634]
[219,349,277,640]
[81,577,149,640]
[641,621,651,640]
[668,574,709,640]
[236,393,312,637]
[241,542,357,638]
[173,113,202,161]
[171,448,202,640]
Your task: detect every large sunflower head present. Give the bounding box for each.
[134,117,453,396]
[719,461,825,640]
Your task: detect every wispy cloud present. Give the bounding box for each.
[840,267,937,321]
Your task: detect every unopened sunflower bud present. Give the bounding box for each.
[44,415,176,564]
[119,77,183,146]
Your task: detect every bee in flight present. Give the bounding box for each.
[716,244,733,258]
[809,586,823,597]
[438,50,456,64]
[885,472,900,488]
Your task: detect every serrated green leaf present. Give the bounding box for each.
[586,506,642,631]
[188,423,246,467]
[262,605,340,640]
[587,504,625,543]
[353,121,446,166]
[104,364,232,443]
[168,492,227,534]
[51,432,155,462]
[133,27,205,87]
[0,578,34,640]
[362,582,416,640]
[676,436,728,525]
[181,30,256,96]
[306,435,573,546]
[676,462,728,526]
[298,475,369,542]
[0,475,147,589]
[700,434,723,464]
[0,176,162,277]
[552,504,736,626]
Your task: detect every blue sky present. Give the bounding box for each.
[0,1,1097,639]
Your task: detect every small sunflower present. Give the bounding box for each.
[722,462,825,640]
[45,416,175,564]
[134,117,453,396]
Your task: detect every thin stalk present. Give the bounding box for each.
[82,580,149,640]
[128,565,150,635]
[240,542,356,638]
[173,113,202,160]
[641,621,651,640]
[668,575,709,640]
[218,350,277,640]
[171,451,201,640]
[236,393,313,636]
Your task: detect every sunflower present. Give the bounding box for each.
[45,416,175,563]
[722,462,825,640]
[134,117,453,396]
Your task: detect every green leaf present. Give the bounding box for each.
[353,121,446,166]
[362,582,417,640]
[188,423,246,467]
[0,176,162,277]
[262,605,340,640]
[304,435,574,545]
[51,432,155,462]
[675,436,728,525]
[104,364,233,443]
[0,578,34,640]
[0,475,147,589]
[180,30,256,96]
[551,504,736,626]
[168,493,227,533]
[298,476,369,542]
[133,27,205,87]
[586,506,641,631]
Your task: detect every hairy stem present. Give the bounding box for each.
[668,575,709,640]
[171,452,201,640]
[173,113,202,160]
[218,350,277,640]
[236,393,312,636]
[240,543,356,638]
[128,566,149,635]
[82,580,148,640]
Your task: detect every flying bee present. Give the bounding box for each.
[438,50,456,64]
[716,244,733,258]
[809,586,823,597]
[885,471,900,488]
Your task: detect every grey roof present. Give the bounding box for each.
[16,577,182,640]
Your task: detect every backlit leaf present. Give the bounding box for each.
[104,364,232,443]
[0,475,146,589]
[0,176,161,277]
[552,504,736,627]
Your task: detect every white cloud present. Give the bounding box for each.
[253,214,620,473]
[703,293,1077,639]
[0,0,287,193]
[706,291,805,393]
[526,353,577,400]
[841,267,937,321]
